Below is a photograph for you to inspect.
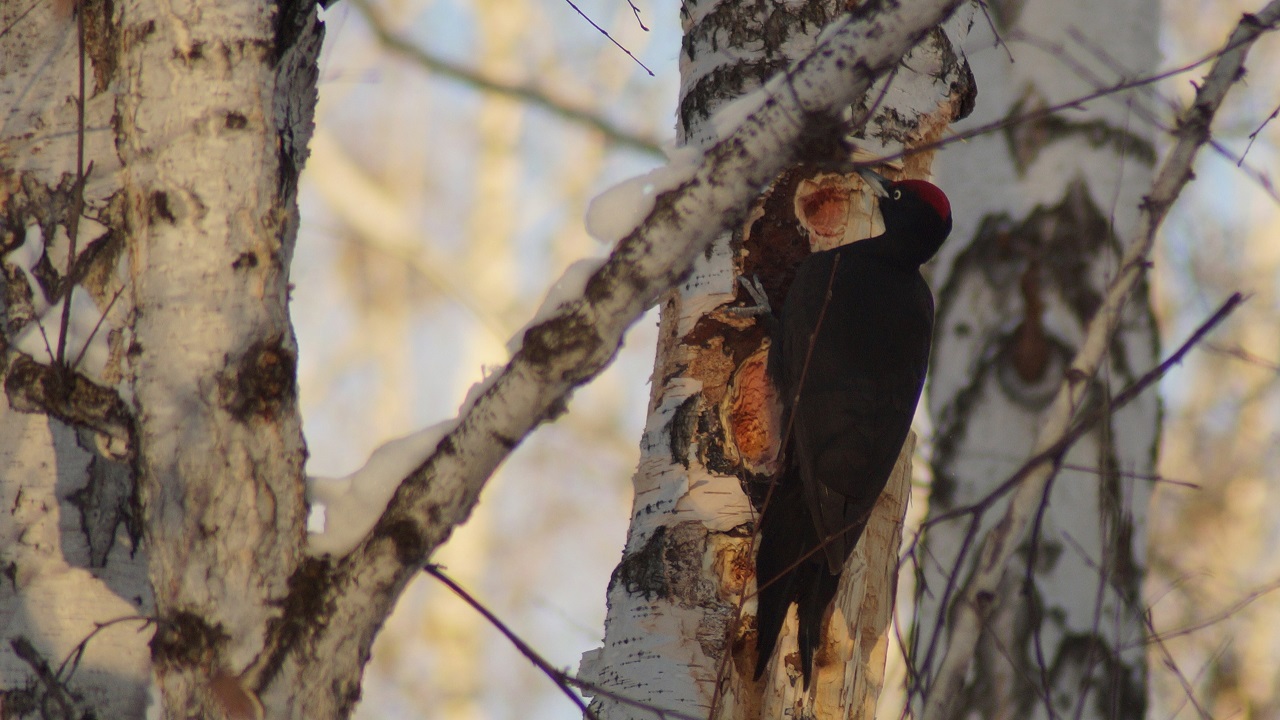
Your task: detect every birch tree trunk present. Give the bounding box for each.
[580,2,971,717]
[913,1,1160,717]
[1,0,323,716]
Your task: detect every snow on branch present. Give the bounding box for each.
[921,4,1280,717]
[282,0,970,695]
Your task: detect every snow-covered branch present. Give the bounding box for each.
[921,4,1280,718]
[275,0,968,711]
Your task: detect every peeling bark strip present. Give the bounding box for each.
[581,0,971,717]
[917,4,1280,719]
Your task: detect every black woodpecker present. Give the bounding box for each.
[754,170,951,685]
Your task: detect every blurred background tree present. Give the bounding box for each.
[295,0,1279,718]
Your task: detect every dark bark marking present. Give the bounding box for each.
[667,394,699,469]
[585,256,650,304]
[151,610,228,668]
[679,59,788,136]
[7,636,81,719]
[4,355,134,445]
[219,336,297,422]
[273,0,317,64]
[519,313,609,386]
[172,40,206,63]
[933,179,1130,442]
[613,526,670,600]
[148,190,175,224]
[121,19,156,52]
[231,251,259,270]
[1050,633,1146,719]
[82,0,121,93]
[374,518,427,567]
[254,557,335,692]
[696,405,737,476]
[271,0,323,207]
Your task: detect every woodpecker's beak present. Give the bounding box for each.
[857,168,890,198]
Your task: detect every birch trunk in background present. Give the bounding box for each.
[580,2,970,716]
[914,1,1160,717]
[1,3,147,717]
[1,0,322,716]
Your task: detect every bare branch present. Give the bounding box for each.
[424,565,597,720]
[560,0,654,76]
[1240,99,1280,163]
[1145,575,1280,647]
[431,554,764,720]
[920,5,1280,717]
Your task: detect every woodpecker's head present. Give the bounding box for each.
[858,168,952,266]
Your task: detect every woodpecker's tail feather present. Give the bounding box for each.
[754,478,801,680]
[796,564,839,684]
[753,478,837,687]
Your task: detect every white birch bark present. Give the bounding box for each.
[914,1,1161,717]
[580,1,970,717]
[2,0,323,716]
[3,3,151,717]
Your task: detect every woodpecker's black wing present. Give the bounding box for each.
[777,244,934,571]
[755,241,935,683]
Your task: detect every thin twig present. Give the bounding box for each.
[12,637,78,720]
[1239,99,1279,164]
[1144,576,1280,647]
[424,564,597,720]
[975,0,1014,63]
[71,281,125,371]
[626,0,649,32]
[1204,341,1280,372]
[348,0,662,156]
[0,0,40,41]
[57,615,153,683]
[425,564,705,720]
[1141,605,1214,720]
[560,0,654,76]
[55,1,88,368]
[561,675,704,720]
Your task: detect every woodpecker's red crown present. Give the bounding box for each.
[893,179,951,222]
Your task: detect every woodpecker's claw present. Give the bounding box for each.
[857,167,891,198]
[729,274,773,318]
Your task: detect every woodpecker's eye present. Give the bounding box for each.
[892,188,902,200]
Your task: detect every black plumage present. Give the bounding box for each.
[754,175,952,685]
